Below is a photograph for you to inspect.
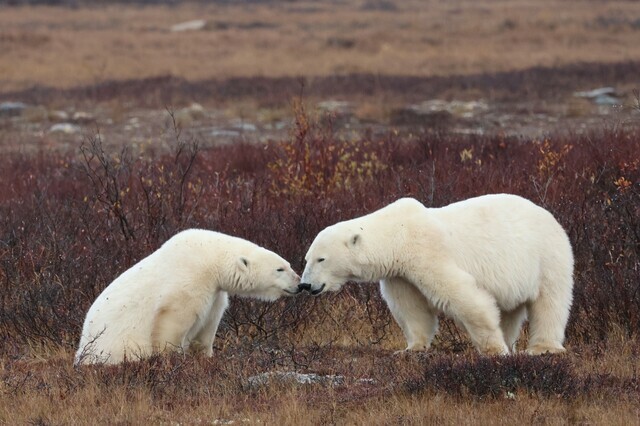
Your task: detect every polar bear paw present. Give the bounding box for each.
[526,343,566,355]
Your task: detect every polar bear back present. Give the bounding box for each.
[77,252,168,363]
[427,194,573,311]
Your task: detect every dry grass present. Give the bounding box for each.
[2,0,640,91]
[1,335,638,424]
[4,312,640,426]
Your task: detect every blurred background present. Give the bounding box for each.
[2,0,640,151]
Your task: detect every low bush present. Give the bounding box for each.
[0,105,638,358]
[406,354,578,399]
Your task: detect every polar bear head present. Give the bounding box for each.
[299,223,368,295]
[234,246,301,301]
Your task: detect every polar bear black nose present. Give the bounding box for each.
[298,283,312,292]
[310,283,326,295]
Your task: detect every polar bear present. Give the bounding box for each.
[299,194,574,355]
[75,229,301,365]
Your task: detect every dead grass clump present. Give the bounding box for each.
[406,354,578,399]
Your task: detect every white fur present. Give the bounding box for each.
[301,194,574,355]
[75,229,300,365]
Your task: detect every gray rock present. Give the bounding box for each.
[230,120,257,132]
[246,371,345,388]
[390,99,488,127]
[413,99,488,118]
[0,102,27,118]
[360,0,398,12]
[326,37,356,49]
[317,100,353,115]
[574,87,621,105]
[171,19,207,32]
[317,100,356,127]
[574,87,617,98]
[593,95,621,106]
[49,123,81,134]
[210,129,241,138]
[390,107,453,128]
[264,120,291,131]
[72,111,96,124]
[212,419,252,425]
[49,110,70,122]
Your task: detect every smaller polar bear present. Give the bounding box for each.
[299,194,574,355]
[75,229,300,365]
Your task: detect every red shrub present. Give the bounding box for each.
[0,112,638,356]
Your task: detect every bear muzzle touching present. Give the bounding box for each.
[299,266,332,295]
[299,258,348,295]
[261,269,302,299]
[299,255,353,295]
[282,272,303,295]
[298,282,326,295]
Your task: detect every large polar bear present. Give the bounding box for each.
[75,229,301,365]
[299,194,574,355]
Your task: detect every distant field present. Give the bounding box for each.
[2,0,640,91]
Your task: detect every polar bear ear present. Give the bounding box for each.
[237,257,250,272]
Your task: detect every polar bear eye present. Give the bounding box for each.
[317,258,325,263]
[276,267,285,272]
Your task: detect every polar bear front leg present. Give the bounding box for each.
[408,266,509,356]
[380,277,438,351]
[190,292,230,357]
[150,301,198,354]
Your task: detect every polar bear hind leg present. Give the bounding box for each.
[189,291,229,356]
[409,266,509,355]
[380,277,438,351]
[526,270,572,355]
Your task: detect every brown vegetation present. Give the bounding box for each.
[7,60,640,109]
[1,99,639,422]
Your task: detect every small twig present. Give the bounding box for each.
[633,88,640,113]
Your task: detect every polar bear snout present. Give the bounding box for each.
[298,283,312,292]
[298,282,326,295]
[280,271,302,295]
[283,282,303,295]
[310,283,326,295]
